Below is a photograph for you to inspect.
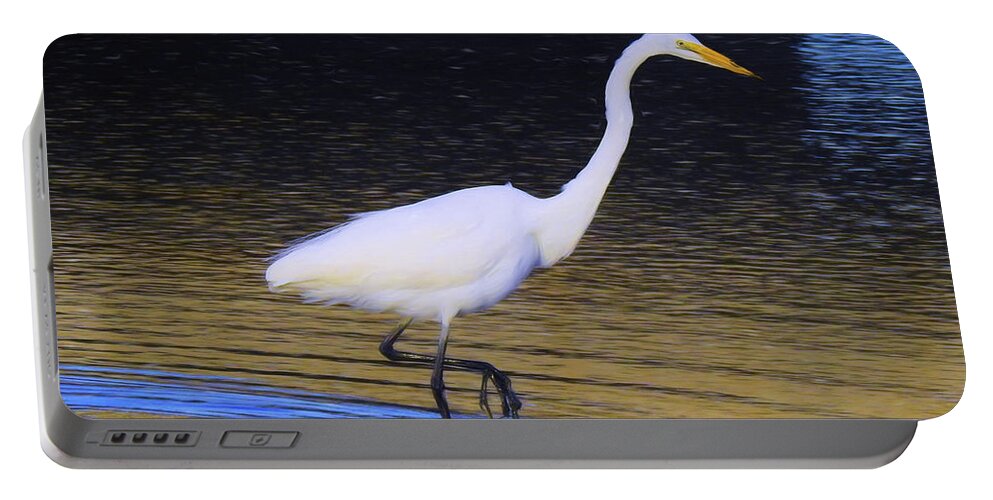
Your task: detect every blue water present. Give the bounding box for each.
[60,364,446,418]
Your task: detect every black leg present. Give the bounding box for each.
[431,323,452,418]
[379,319,522,418]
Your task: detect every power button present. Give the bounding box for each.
[220,431,298,448]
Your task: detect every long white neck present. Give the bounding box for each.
[531,38,657,266]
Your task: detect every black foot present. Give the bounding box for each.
[479,368,522,419]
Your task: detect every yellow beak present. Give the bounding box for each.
[683,41,760,79]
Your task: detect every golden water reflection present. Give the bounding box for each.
[53,181,963,419]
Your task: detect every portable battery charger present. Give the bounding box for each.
[26,33,964,467]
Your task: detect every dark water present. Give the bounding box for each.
[44,34,963,418]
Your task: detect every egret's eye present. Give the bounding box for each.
[675,40,688,49]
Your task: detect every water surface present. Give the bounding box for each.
[43,34,963,418]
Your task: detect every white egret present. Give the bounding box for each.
[266,34,757,418]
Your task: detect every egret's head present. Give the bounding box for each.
[639,33,759,79]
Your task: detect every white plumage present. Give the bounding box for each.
[266,184,545,321]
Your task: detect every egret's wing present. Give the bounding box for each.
[266,186,529,293]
